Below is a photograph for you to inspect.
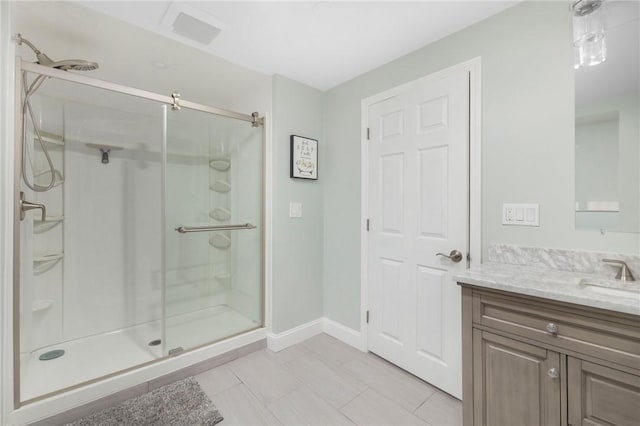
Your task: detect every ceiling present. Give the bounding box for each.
[11,1,274,113]
[76,1,518,91]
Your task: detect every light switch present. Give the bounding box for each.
[503,203,539,226]
[289,202,303,218]
[526,207,535,222]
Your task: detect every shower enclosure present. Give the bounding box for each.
[14,61,264,405]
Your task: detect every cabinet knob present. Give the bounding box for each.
[546,322,558,336]
[548,368,559,379]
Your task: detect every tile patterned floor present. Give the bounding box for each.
[196,333,462,426]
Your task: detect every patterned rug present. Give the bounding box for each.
[67,377,223,426]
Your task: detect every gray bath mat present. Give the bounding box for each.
[67,377,223,426]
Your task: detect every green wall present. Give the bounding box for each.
[322,1,638,331]
[271,75,325,333]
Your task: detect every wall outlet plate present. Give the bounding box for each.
[503,203,539,226]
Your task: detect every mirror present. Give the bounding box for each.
[574,0,639,234]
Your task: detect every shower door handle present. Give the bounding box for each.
[175,223,256,233]
[20,191,46,221]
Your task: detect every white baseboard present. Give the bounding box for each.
[322,318,364,351]
[267,318,324,352]
[267,317,363,352]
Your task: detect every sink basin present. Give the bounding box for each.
[577,278,640,299]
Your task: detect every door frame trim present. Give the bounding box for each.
[359,57,482,351]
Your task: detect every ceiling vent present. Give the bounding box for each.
[160,2,224,45]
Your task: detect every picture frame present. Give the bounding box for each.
[290,135,318,180]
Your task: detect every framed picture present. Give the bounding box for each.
[290,135,318,180]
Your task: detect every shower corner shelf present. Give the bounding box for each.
[32,299,53,313]
[209,158,231,171]
[34,253,64,263]
[209,180,231,193]
[209,208,231,221]
[34,133,65,146]
[34,216,64,233]
[209,234,231,249]
[39,179,64,189]
[33,253,64,274]
[214,273,231,285]
[35,215,64,223]
[34,169,64,188]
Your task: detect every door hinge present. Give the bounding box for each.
[366,127,370,140]
[366,218,370,231]
[366,310,370,324]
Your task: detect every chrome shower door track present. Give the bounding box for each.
[19,61,264,125]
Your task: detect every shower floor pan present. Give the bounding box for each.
[20,305,257,401]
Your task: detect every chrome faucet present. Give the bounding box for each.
[20,191,46,221]
[602,259,636,282]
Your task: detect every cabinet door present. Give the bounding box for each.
[568,357,640,426]
[473,330,561,426]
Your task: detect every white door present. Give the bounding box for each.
[367,69,469,398]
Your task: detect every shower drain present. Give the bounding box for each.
[39,349,65,361]
[148,339,162,346]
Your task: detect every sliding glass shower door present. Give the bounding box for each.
[164,107,263,354]
[16,63,264,405]
[18,72,166,403]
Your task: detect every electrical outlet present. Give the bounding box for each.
[505,207,514,222]
[503,203,539,226]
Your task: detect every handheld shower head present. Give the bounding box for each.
[15,33,99,71]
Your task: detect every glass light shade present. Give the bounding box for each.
[573,0,607,68]
[576,33,607,67]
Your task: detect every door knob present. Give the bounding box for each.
[547,368,559,379]
[20,191,46,221]
[436,250,463,263]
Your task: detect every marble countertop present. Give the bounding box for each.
[454,262,640,316]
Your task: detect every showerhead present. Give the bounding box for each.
[47,59,99,71]
[15,33,99,71]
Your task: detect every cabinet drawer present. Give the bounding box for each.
[473,292,640,370]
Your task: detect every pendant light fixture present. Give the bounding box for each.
[572,0,607,68]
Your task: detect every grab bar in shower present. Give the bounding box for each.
[175,223,256,233]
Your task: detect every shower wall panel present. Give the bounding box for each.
[62,103,163,340]
[22,95,66,352]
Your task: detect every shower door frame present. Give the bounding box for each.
[12,60,266,408]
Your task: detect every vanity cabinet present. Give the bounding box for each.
[567,358,640,426]
[461,285,640,426]
[473,330,561,426]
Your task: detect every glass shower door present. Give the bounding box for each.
[164,106,263,354]
[18,71,165,403]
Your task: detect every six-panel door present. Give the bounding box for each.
[367,69,470,398]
